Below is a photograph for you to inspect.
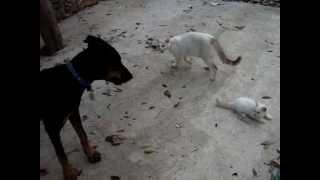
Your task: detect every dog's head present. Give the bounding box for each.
[81,35,133,85]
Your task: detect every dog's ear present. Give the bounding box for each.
[84,35,99,44]
[84,35,106,49]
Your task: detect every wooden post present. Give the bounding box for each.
[40,0,64,56]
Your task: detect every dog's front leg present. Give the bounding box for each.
[44,121,81,180]
[69,110,101,164]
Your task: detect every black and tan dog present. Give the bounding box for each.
[40,35,133,180]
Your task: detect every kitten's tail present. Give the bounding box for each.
[210,38,242,66]
[216,98,233,110]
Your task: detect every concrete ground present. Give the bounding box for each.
[40,0,280,180]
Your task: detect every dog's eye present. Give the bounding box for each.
[261,107,267,112]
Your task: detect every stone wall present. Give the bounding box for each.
[49,0,99,21]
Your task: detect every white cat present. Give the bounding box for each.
[168,32,241,81]
[216,97,272,122]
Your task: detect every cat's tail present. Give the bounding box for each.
[216,98,233,110]
[210,38,242,66]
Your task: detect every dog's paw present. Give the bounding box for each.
[64,168,81,180]
[87,150,102,164]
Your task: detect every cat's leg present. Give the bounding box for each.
[237,112,247,121]
[184,56,192,65]
[248,114,265,124]
[171,56,183,69]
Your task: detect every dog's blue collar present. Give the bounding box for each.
[66,62,92,91]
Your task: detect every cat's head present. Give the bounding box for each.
[255,104,272,120]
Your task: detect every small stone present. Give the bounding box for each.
[111,176,120,180]
[235,25,245,30]
[210,2,221,6]
[144,150,155,154]
[261,140,274,149]
[252,168,258,176]
[262,96,272,99]
[105,134,126,146]
[175,123,183,128]
[116,129,125,133]
[164,90,172,98]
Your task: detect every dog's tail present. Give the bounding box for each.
[216,98,233,110]
[211,38,242,66]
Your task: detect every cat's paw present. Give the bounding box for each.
[209,76,216,81]
[171,63,178,69]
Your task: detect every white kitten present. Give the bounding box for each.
[216,97,272,122]
[168,32,241,81]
